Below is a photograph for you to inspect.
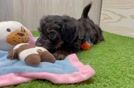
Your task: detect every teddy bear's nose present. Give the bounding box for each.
[17,33,24,36]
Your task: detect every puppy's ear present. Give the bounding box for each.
[7,48,18,59]
[61,22,78,44]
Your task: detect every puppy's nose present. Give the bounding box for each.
[36,42,43,46]
[17,33,24,36]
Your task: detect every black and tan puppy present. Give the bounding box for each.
[36,3,104,59]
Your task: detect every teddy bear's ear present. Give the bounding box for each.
[7,48,18,59]
[21,26,26,32]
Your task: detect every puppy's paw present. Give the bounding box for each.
[53,53,66,60]
[58,54,66,60]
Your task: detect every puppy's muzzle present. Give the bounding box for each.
[36,42,43,46]
[36,40,57,53]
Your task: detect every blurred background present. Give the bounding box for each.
[0,0,102,31]
[101,0,134,38]
[0,0,134,38]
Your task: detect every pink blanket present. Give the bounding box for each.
[0,54,95,87]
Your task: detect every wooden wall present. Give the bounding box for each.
[0,0,102,31]
[100,0,134,37]
[0,0,13,21]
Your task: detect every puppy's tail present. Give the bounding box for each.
[81,3,92,18]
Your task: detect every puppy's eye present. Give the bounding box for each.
[48,32,57,41]
[6,28,11,32]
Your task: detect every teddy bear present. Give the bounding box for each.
[8,43,56,66]
[0,21,35,51]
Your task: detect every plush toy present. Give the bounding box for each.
[0,21,35,51]
[8,43,56,66]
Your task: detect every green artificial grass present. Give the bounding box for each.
[10,32,134,88]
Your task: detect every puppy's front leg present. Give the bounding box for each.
[53,50,69,60]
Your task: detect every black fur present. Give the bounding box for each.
[36,3,104,59]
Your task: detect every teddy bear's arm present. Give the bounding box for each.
[37,49,55,63]
[7,48,18,59]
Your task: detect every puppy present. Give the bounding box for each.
[36,3,104,59]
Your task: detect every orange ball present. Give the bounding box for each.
[81,41,91,50]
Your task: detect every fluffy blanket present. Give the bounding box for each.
[0,50,95,87]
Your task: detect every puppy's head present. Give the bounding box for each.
[36,15,79,53]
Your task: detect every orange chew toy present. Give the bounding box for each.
[81,41,91,50]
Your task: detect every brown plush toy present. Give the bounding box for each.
[8,43,56,66]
